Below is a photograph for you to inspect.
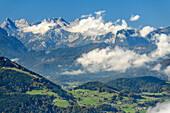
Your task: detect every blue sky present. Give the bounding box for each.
[0,0,170,28]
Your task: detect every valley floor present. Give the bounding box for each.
[26,88,170,113]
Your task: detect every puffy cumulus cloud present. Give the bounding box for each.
[76,47,151,73]
[66,11,130,36]
[164,66,170,80]
[61,69,85,75]
[151,34,170,58]
[22,20,57,34]
[130,15,140,21]
[140,26,156,37]
[76,34,170,73]
[146,101,170,113]
[113,20,128,35]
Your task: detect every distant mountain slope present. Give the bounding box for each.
[17,42,159,81]
[0,28,27,58]
[107,76,169,93]
[17,43,109,76]
[74,81,118,93]
[148,26,170,37]
[73,76,170,94]
[0,18,18,35]
[101,67,168,83]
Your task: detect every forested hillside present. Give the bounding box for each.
[74,81,118,93]
[0,56,76,112]
[107,76,169,93]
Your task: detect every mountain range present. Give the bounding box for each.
[1,17,169,52]
[0,17,170,87]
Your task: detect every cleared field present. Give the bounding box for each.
[26,89,70,107]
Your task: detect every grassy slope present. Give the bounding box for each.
[107,76,169,93]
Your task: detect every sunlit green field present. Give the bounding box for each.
[25,88,170,112]
[26,89,70,107]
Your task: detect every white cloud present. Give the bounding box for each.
[22,20,57,34]
[151,34,170,58]
[94,10,106,16]
[76,34,170,73]
[114,19,120,24]
[140,26,156,37]
[61,69,85,75]
[146,101,170,113]
[130,15,140,21]
[81,14,92,18]
[66,11,130,36]
[76,47,151,73]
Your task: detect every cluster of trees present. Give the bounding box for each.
[96,104,125,113]
[107,76,169,93]
[110,90,144,104]
[0,93,125,113]
[0,93,54,113]
[74,81,118,93]
[143,99,165,107]
[134,99,165,112]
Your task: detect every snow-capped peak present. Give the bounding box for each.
[70,18,80,26]
[20,17,69,34]
[15,19,30,29]
[47,17,70,27]
[21,20,57,34]
[1,18,18,29]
